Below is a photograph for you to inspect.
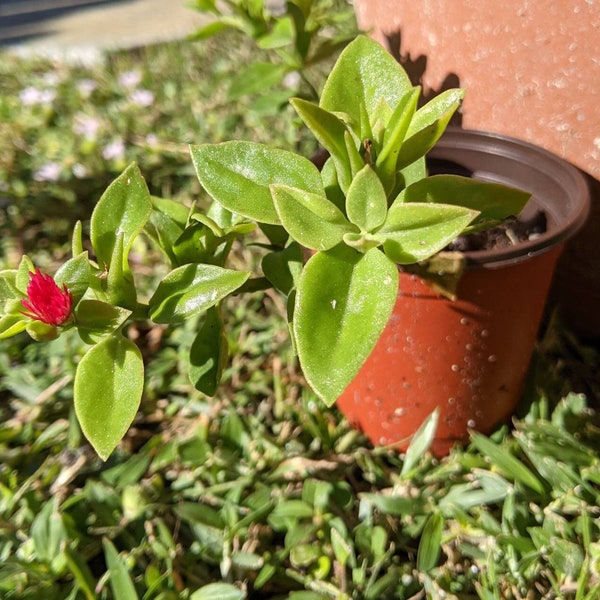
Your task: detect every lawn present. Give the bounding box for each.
[0,10,599,600]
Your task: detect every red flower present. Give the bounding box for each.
[21,268,73,326]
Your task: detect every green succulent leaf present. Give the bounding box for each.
[396,89,465,170]
[0,270,20,305]
[270,184,356,251]
[144,198,187,266]
[16,255,35,294]
[103,233,137,310]
[0,300,28,339]
[261,242,303,295]
[74,300,132,344]
[74,333,144,461]
[379,202,479,264]
[90,162,152,271]
[72,220,84,257]
[399,175,531,230]
[320,35,412,136]
[290,97,352,192]
[294,245,398,406]
[54,252,90,306]
[26,321,59,342]
[407,88,465,137]
[189,306,229,396]
[190,142,324,225]
[345,165,388,232]
[149,263,250,324]
[376,87,420,189]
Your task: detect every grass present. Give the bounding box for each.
[1,19,600,600]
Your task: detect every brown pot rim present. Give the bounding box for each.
[430,128,591,269]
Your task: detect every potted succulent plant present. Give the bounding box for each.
[190,34,589,455]
[0,35,589,460]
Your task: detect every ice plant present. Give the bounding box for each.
[21,268,73,326]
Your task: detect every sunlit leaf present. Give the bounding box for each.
[379,202,478,264]
[294,245,398,405]
[191,142,324,225]
[345,165,388,232]
[90,162,152,270]
[74,334,144,460]
[270,184,355,251]
[320,36,412,135]
[149,263,249,324]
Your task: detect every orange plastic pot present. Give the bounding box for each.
[336,129,590,456]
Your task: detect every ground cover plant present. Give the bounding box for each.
[1,9,600,600]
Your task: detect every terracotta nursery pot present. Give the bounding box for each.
[336,128,590,456]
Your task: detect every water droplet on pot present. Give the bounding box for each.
[488,354,497,362]
[448,397,456,405]
[406,336,413,344]
[467,419,476,428]
[415,365,424,374]
[460,317,469,325]
[481,329,489,338]
[451,364,460,372]
[465,343,473,351]
[378,436,388,445]
[394,407,405,416]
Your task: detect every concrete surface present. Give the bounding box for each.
[1,0,209,61]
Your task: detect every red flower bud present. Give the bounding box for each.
[21,268,73,326]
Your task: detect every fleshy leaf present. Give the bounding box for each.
[379,202,478,264]
[189,306,229,396]
[376,87,420,191]
[149,264,250,324]
[320,35,412,135]
[399,175,531,229]
[290,97,352,192]
[90,163,152,271]
[26,321,59,342]
[0,300,29,339]
[74,334,144,461]
[54,252,90,306]
[396,89,465,170]
[74,300,132,344]
[16,256,35,294]
[144,199,186,266]
[407,88,465,137]
[0,270,20,305]
[294,245,398,406]
[103,233,137,310]
[261,242,303,295]
[190,142,324,225]
[270,184,356,251]
[345,165,388,232]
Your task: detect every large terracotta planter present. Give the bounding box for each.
[336,129,590,456]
